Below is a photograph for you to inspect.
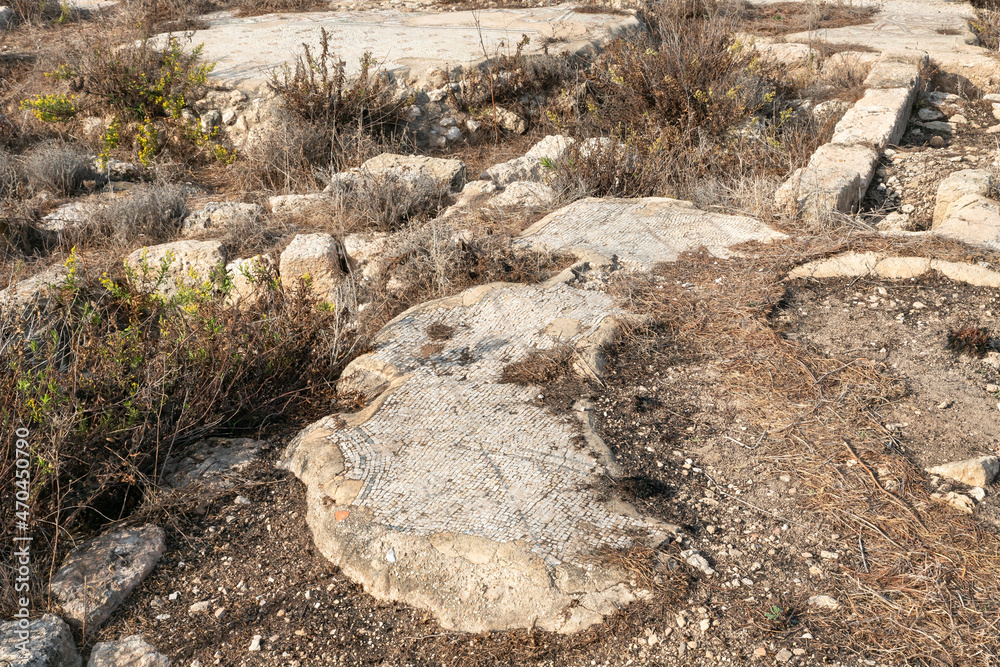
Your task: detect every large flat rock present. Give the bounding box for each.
[784,0,976,54]
[282,280,678,634]
[164,6,639,90]
[519,198,785,270]
[781,0,1000,89]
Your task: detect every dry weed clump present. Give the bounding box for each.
[500,345,575,386]
[269,29,409,145]
[0,253,367,615]
[116,0,218,34]
[613,237,1000,664]
[946,325,991,357]
[232,0,321,16]
[23,143,92,195]
[238,29,414,193]
[232,120,333,193]
[542,0,831,211]
[0,149,24,199]
[7,0,66,24]
[79,182,188,250]
[972,1,1000,50]
[333,174,451,233]
[736,1,876,36]
[366,218,569,330]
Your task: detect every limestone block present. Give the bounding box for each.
[492,106,527,134]
[278,233,343,300]
[0,614,80,667]
[224,254,274,308]
[934,194,1000,248]
[342,233,389,274]
[87,635,169,667]
[830,87,916,148]
[775,143,879,218]
[39,202,90,234]
[438,180,499,219]
[269,193,333,216]
[0,264,74,316]
[863,59,921,89]
[360,153,467,195]
[50,525,166,634]
[182,202,263,236]
[125,240,225,297]
[927,455,1000,488]
[788,252,1000,288]
[161,437,263,492]
[931,491,976,514]
[932,169,992,226]
[489,181,558,210]
[482,135,575,185]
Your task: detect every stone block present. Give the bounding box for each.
[50,525,166,634]
[775,143,879,218]
[830,87,916,148]
[0,614,80,667]
[932,169,992,226]
[278,233,343,300]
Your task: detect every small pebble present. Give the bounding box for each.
[189,601,211,614]
[249,635,262,652]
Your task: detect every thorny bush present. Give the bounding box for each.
[543,0,830,206]
[0,251,363,613]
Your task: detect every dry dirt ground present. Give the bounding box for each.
[85,248,1000,667]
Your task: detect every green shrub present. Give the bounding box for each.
[21,37,229,167]
[0,251,365,612]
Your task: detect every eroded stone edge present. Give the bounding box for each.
[280,277,679,633]
[786,251,1000,287]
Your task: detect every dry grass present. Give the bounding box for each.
[536,0,833,213]
[78,182,188,250]
[425,322,456,341]
[500,345,575,385]
[972,3,1000,50]
[612,235,1000,665]
[23,143,92,196]
[736,0,876,36]
[0,255,368,615]
[946,325,991,357]
[7,0,65,24]
[232,0,323,16]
